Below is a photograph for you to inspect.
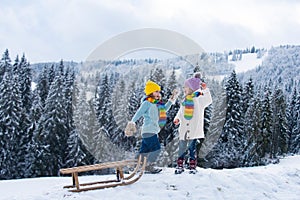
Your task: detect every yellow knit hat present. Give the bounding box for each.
[144,80,161,95]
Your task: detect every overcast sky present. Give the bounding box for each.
[1,0,300,63]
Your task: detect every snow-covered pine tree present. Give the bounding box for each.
[98,124,126,164]
[64,66,76,153]
[64,66,94,169]
[261,85,273,159]
[65,129,91,167]
[95,74,110,130]
[18,54,32,113]
[29,88,45,176]
[193,63,201,73]
[72,85,98,165]
[36,66,50,108]
[201,81,226,167]
[287,87,297,153]
[242,78,254,114]
[105,74,118,140]
[112,79,137,152]
[26,69,44,178]
[1,52,33,179]
[32,69,69,176]
[0,65,22,179]
[125,80,140,153]
[126,80,140,121]
[205,71,245,168]
[87,98,111,164]
[271,87,289,158]
[94,73,126,161]
[12,55,19,73]
[242,98,263,166]
[289,87,300,154]
[26,137,52,177]
[149,67,167,98]
[73,84,91,147]
[48,64,55,87]
[241,78,263,166]
[57,60,64,77]
[13,54,33,178]
[113,79,127,131]
[65,128,94,169]
[0,49,11,83]
[30,90,43,128]
[25,93,42,178]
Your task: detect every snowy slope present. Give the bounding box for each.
[0,156,299,200]
[229,53,264,73]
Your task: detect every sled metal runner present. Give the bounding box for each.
[59,155,147,192]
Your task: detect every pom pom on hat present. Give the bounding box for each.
[144,80,161,95]
[184,77,201,91]
[193,72,202,79]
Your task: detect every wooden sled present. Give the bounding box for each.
[59,155,147,192]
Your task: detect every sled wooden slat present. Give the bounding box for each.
[60,159,137,174]
[60,155,146,192]
[70,159,147,192]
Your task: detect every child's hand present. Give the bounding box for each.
[125,122,136,136]
[201,82,207,90]
[173,119,180,125]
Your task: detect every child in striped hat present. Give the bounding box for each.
[173,73,212,173]
[125,80,178,173]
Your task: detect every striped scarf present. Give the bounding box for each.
[144,97,167,128]
[182,91,203,120]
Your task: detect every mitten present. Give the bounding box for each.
[173,119,180,125]
[125,121,136,136]
[201,82,207,90]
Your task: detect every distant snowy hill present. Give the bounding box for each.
[238,45,300,94]
[1,155,299,200]
[229,52,265,73]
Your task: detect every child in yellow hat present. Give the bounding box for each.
[125,80,178,173]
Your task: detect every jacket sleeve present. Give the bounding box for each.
[197,88,212,107]
[165,100,173,112]
[131,101,150,123]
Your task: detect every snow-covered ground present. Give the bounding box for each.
[1,155,299,200]
[229,53,265,73]
[207,52,265,81]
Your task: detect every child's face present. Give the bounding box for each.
[184,86,193,95]
[152,91,161,100]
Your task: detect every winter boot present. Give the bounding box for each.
[175,158,184,174]
[145,163,162,174]
[189,159,197,174]
[189,159,196,169]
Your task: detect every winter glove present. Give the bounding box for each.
[200,82,207,90]
[173,119,180,125]
[169,89,179,104]
[125,121,136,137]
